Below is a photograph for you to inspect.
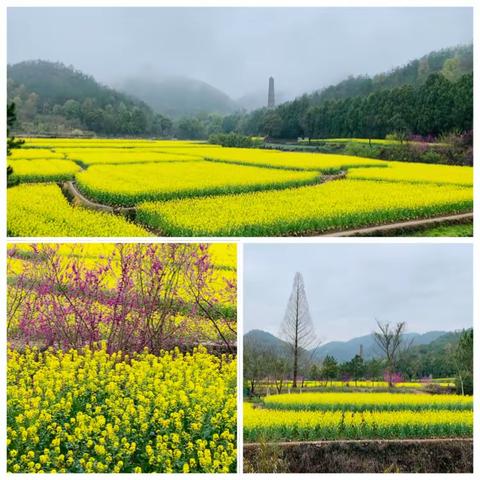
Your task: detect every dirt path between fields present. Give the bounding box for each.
[316,212,473,237]
[61,181,135,214]
[244,437,472,447]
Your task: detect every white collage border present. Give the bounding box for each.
[0,1,478,478]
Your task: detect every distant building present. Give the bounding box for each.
[267,76,275,108]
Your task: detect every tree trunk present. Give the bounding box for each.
[292,285,299,388]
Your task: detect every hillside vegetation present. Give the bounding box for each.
[7,60,172,136]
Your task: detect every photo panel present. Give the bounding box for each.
[6,6,473,238]
[243,243,473,473]
[6,242,237,473]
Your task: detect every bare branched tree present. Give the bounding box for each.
[373,320,407,387]
[279,272,317,388]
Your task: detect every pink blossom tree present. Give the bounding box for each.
[10,243,236,354]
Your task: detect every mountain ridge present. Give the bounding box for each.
[244,329,452,362]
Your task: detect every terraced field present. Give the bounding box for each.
[7,138,473,237]
[75,162,320,206]
[244,392,473,442]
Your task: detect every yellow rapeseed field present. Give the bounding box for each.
[243,403,472,442]
[194,147,386,171]
[7,139,473,237]
[263,392,473,411]
[75,161,320,206]
[7,183,151,237]
[137,179,472,236]
[19,138,208,149]
[62,148,203,165]
[348,162,473,186]
[8,159,82,182]
[9,148,67,159]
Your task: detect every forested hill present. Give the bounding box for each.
[310,44,473,104]
[7,60,172,136]
[396,330,466,379]
[222,44,473,140]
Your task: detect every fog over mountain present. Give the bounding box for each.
[8,7,472,101]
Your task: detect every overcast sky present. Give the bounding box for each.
[7,7,472,99]
[244,243,472,342]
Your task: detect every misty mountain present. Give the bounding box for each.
[244,329,448,363]
[120,76,239,118]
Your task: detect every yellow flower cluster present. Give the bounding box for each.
[243,403,472,442]
[75,161,319,206]
[9,241,236,270]
[263,392,473,411]
[7,183,151,237]
[208,243,237,270]
[8,346,237,473]
[7,159,82,182]
[137,179,472,236]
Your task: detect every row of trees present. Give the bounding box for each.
[8,84,237,139]
[309,44,472,104]
[244,327,473,395]
[8,81,172,136]
[167,47,473,142]
[176,73,472,143]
